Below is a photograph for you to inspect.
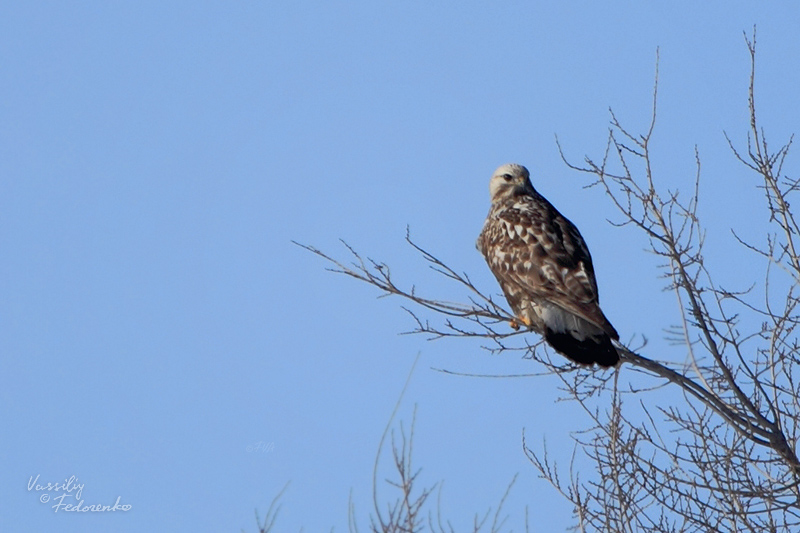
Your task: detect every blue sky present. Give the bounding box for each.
[2,2,799,531]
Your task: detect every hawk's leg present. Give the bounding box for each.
[509,316,533,330]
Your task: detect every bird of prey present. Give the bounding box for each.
[476,163,619,367]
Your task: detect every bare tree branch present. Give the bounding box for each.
[297,27,800,532]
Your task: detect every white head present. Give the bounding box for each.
[488,163,532,202]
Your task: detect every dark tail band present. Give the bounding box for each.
[544,329,619,367]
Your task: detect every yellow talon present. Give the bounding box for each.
[509,316,532,330]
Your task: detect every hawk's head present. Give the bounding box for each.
[488,163,532,203]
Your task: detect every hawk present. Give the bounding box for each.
[476,163,619,367]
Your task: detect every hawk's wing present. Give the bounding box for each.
[480,195,618,339]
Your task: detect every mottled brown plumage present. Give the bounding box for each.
[477,164,619,367]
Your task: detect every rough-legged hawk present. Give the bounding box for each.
[476,163,619,367]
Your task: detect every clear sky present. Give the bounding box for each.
[2,2,799,531]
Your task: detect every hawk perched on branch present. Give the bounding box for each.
[476,164,619,367]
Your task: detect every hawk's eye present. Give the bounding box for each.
[502,173,513,181]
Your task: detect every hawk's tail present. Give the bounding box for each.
[544,329,619,368]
